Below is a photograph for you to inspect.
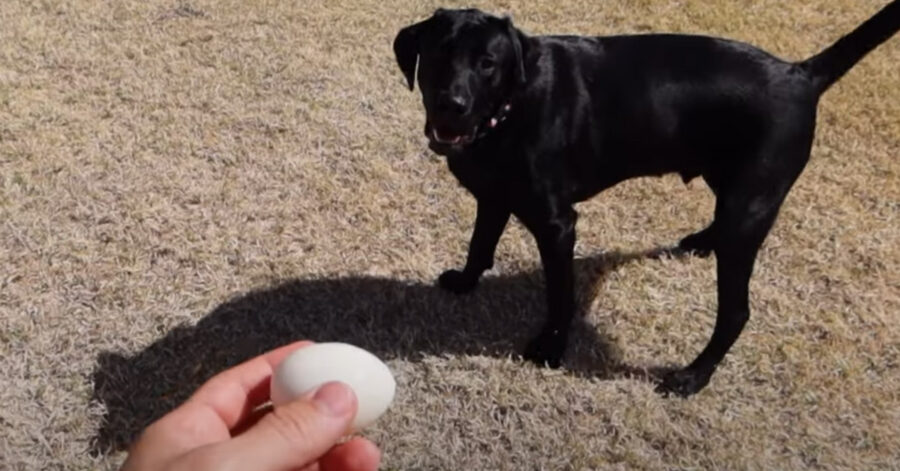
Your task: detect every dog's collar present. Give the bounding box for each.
[475,101,512,139]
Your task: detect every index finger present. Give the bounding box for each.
[187,341,312,430]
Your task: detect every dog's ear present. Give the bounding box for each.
[503,16,527,85]
[393,18,430,91]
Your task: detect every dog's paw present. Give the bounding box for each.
[655,368,712,397]
[678,230,714,258]
[523,331,567,368]
[438,269,479,294]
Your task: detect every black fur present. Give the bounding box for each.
[394,3,900,396]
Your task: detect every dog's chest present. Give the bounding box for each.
[446,153,509,198]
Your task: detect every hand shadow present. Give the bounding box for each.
[90,248,681,453]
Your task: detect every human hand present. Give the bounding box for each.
[120,341,381,471]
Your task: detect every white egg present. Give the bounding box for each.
[270,342,396,430]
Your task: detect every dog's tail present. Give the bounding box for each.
[801,0,900,94]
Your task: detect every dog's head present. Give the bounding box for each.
[394,9,527,154]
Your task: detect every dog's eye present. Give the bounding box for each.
[479,57,496,74]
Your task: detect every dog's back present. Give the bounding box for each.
[520,33,817,196]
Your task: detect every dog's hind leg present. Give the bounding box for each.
[678,223,717,257]
[677,174,724,257]
[658,136,811,396]
[660,191,780,395]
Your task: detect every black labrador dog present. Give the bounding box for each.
[393,3,900,396]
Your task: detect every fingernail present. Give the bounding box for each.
[312,382,355,417]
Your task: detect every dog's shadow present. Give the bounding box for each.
[91,248,683,453]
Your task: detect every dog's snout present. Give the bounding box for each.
[438,92,470,115]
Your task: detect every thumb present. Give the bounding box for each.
[214,381,357,471]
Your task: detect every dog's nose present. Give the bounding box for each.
[437,93,469,116]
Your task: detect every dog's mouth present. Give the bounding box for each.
[426,122,476,149]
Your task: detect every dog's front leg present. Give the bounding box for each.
[439,200,511,294]
[521,207,577,368]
